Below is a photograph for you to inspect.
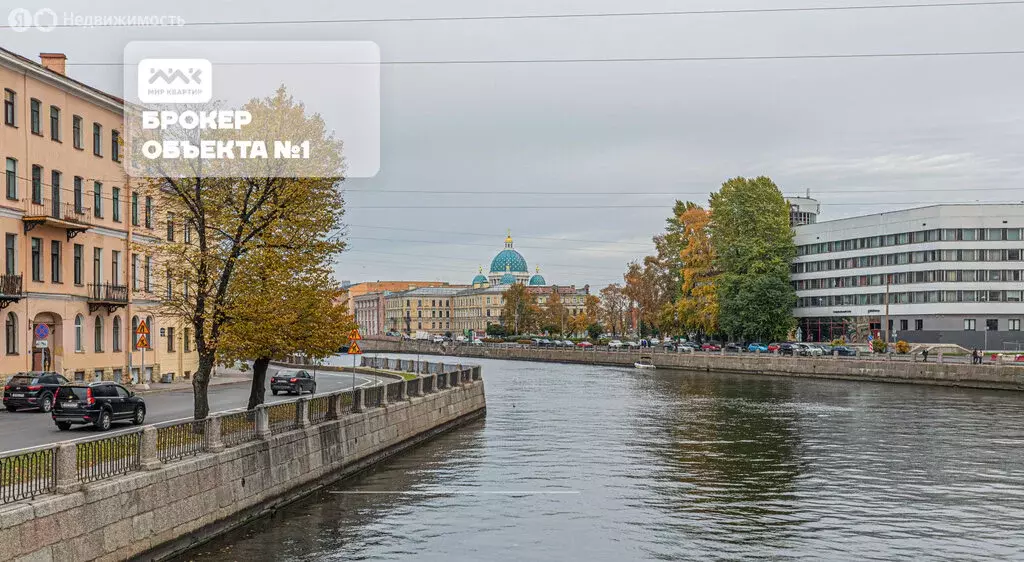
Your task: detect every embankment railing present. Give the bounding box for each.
[0,357,479,505]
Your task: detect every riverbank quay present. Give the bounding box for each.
[360,338,1024,392]
[0,360,485,562]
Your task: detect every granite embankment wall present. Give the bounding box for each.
[0,362,485,562]
[363,338,1024,391]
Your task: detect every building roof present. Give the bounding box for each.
[0,47,124,114]
[391,287,465,298]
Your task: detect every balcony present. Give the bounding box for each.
[0,275,24,309]
[87,283,128,314]
[23,199,92,240]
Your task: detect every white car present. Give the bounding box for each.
[649,337,660,345]
[471,338,483,345]
[432,335,445,344]
[608,340,624,349]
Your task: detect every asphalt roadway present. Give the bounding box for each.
[0,365,390,452]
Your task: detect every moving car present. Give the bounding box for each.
[52,382,146,431]
[270,370,317,395]
[3,372,70,413]
[747,343,769,353]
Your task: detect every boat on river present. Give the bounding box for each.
[634,356,656,369]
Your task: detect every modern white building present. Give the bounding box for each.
[791,204,1024,349]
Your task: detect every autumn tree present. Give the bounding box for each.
[675,206,719,338]
[500,283,540,335]
[623,258,669,335]
[543,290,569,336]
[709,176,796,341]
[144,86,345,419]
[599,284,628,336]
[652,200,702,302]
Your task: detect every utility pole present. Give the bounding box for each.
[884,274,891,349]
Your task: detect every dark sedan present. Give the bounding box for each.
[832,346,857,357]
[3,372,70,413]
[271,370,317,396]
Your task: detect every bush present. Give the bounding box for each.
[481,337,503,343]
[831,338,845,346]
[895,340,911,354]
[516,339,533,345]
[871,339,887,353]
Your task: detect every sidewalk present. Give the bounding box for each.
[134,366,252,395]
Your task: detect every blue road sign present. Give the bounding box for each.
[34,324,50,340]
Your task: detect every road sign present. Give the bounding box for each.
[135,334,150,350]
[348,341,362,355]
[34,324,49,340]
[348,329,362,341]
[34,340,48,349]
[136,319,150,335]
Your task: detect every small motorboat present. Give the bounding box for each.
[634,356,656,369]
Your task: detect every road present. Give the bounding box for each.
[0,365,389,452]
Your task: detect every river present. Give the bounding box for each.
[179,354,1024,561]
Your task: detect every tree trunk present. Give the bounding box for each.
[247,357,271,410]
[192,351,216,419]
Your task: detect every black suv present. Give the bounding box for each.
[270,370,317,396]
[778,343,797,356]
[3,372,70,413]
[52,382,146,431]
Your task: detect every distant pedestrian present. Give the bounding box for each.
[922,348,928,363]
[972,349,979,365]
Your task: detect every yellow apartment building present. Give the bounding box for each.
[0,48,197,384]
[384,287,464,336]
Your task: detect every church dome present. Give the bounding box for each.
[499,272,518,285]
[489,231,528,273]
[528,265,546,286]
[472,265,488,287]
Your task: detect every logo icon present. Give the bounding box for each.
[7,8,32,32]
[33,8,57,32]
[137,58,212,103]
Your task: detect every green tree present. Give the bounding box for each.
[501,283,540,335]
[485,323,507,337]
[709,176,796,341]
[587,322,603,340]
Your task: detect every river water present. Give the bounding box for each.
[181,354,1024,561]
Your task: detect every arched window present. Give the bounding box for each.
[146,316,154,349]
[112,316,122,352]
[74,315,83,352]
[5,312,16,355]
[94,316,104,353]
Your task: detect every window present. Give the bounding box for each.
[900,319,908,332]
[144,256,151,292]
[112,187,121,222]
[184,221,191,243]
[964,319,976,331]
[3,89,14,126]
[93,182,102,217]
[131,316,139,348]
[145,196,152,228]
[74,315,83,352]
[73,176,83,213]
[166,213,174,241]
[49,106,60,141]
[986,319,999,332]
[92,123,102,156]
[146,316,154,349]
[72,115,82,148]
[5,234,15,276]
[184,327,191,353]
[30,238,41,282]
[73,244,82,285]
[31,165,41,204]
[131,254,139,290]
[131,193,139,225]
[1010,319,1021,332]
[93,248,102,285]
[112,316,122,352]
[111,251,121,285]
[30,99,40,134]
[915,319,923,331]
[166,266,173,298]
[4,158,15,200]
[94,316,104,352]
[50,241,61,283]
[111,130,120,162]
[4,312,15,355]
[166,327,175,352]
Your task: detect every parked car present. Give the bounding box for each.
[832,345,857,356]
[747,342,769,353]
[818,345,834,355]
[778,343,797,356]
[701,342,722,352]
[608,340,624,349]
[539,338,554,347]
[270,370,317,396]
[679,342,700,352]
[471,338,484,345]
[767,343,782,354]
[52,382,146,431]
[3,372,70,413]
[625,341,640,349]
[649,337,661,345]
[805,345,825,356]
[577,341,594,349]
[724,342,742,353]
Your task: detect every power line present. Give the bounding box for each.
[345,201,1024,210]
[7,1,1022,29]
[341,248,632,273]
[344,186,1024,195]
[346,235,643,254]
[346,224,654,247]
[62,50,1024,66]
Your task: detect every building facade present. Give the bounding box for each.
[384,287,463,336]
[353,291,387,336]
[791,204,1024,348]
[452,286,506,335]
[340,280,453,318]
[0,48,197,383]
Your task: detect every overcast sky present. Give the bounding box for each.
[4,0,1023,288]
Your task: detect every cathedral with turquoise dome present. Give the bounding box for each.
[472,231,549,288]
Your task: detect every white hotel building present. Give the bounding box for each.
[790,203,1024,349]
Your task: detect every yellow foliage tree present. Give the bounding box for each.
[676,206,719,337]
